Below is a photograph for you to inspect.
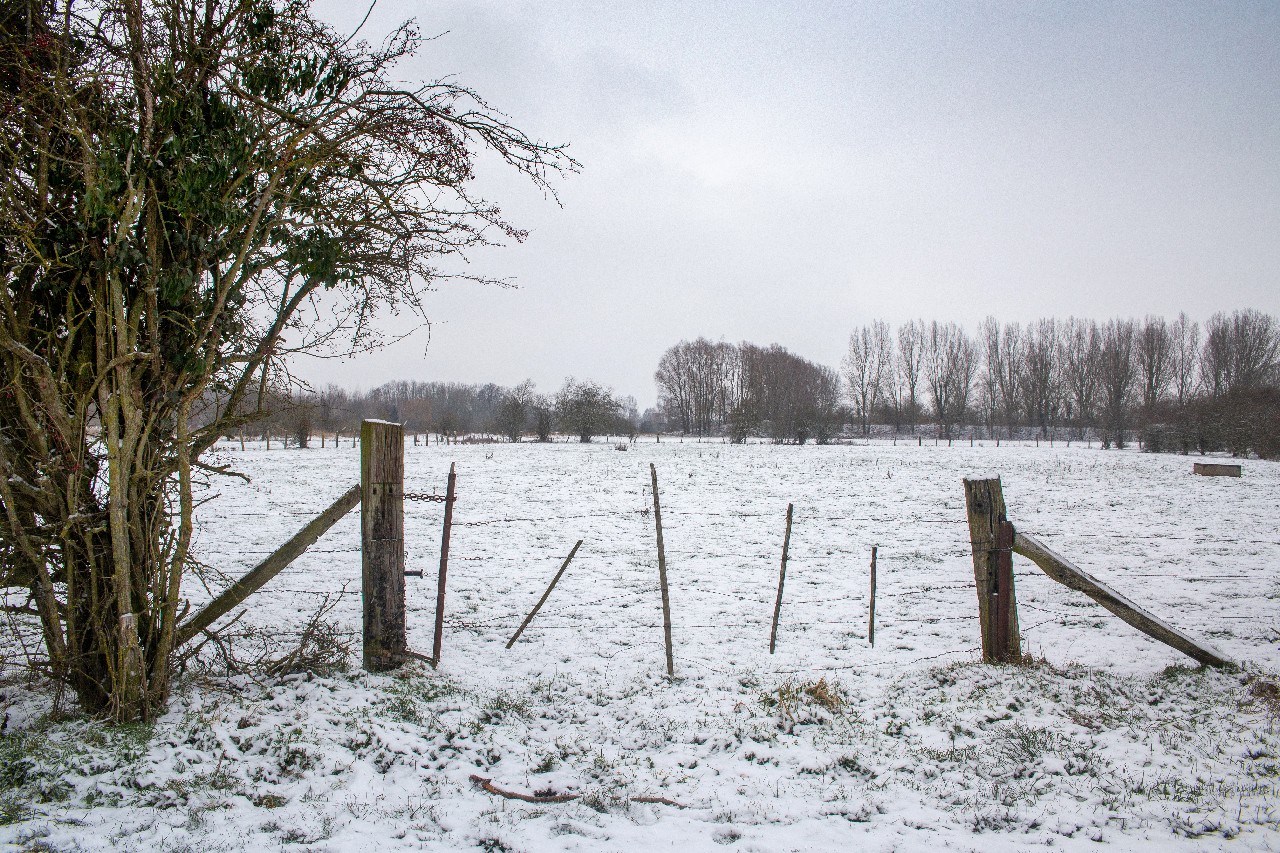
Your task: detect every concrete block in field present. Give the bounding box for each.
[1193,462,1242,477]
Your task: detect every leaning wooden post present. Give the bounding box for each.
[432,462,457,665]
[768,503,794,654]
[1012,531,1234,668]
[649,463,674,677]
[362,420,408,671]
[176,484,361,648]
[963,477,1021,663]
[868,545,878,647]
[506,540,584,648]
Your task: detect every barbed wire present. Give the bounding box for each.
[1016,529,1280,547]
[174,468,1279,679]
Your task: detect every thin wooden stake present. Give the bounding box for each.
[432,462,456,666]
[868,545,878,647]
[650,463,674,677]
[506,540,584,648]
[769,503,794,654]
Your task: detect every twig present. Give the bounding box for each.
[469,775,578,803]
[193,459,252,482]
[468,776,685,808]
[631,796,686,808]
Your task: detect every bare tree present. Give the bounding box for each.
[288,393,315,448]
[979,317,1024,438]
[926,322,978,439]
[1136,315,1174,416]
[976,355,1000,440]
[1170,312,1201,407]
[532,395,555,442]
[1021,319,1062,440]
[1098,320,1137,448]
[895,320,926,433]
[495,380,537,442]
[655,338,738,436]
[729,343,837,443]
[843,321,891,436]
[654,343,694,434]
[1202,309,1280,398]
[0,0,573,720]
[1061,318,1101,443]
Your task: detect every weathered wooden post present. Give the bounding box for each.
[362,420,408,671]
[963,477,1021,663]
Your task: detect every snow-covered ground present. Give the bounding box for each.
[3,440,1279,852]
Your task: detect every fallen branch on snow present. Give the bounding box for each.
[468,775,684,808]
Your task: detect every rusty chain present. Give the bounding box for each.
[404,492,454,503]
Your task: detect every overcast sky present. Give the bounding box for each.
[300,0,1280,409]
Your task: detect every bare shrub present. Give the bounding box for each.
[180,593,353,680]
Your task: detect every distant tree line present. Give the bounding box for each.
[653,310,1280,456]
[226,378,639,445]
[655,340,841,443]
[843,310,1278,456]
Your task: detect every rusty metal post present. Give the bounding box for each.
[431,462,456,665]
[868,545,878,647]
[992,520,1015,662]
[650,464,674,677]
[768,503,794,654]
[506,540,584,648]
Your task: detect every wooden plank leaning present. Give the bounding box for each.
[1012,532,1235,669]
[174,484,361,648]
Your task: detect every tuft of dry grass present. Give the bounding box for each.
[803,678,844,713]
[1246,678,1280,724]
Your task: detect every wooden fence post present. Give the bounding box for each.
[868,545,877,647]
[650,463,674,677]
[432,462,457,665]
[768,503,794,654]
[362,420,408,671]
[963,477,1021,663]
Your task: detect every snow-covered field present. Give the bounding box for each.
[3,440,1279,852]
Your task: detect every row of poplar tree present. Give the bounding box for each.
[654,309,1280,456]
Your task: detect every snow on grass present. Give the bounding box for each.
[2,440,1279,851]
